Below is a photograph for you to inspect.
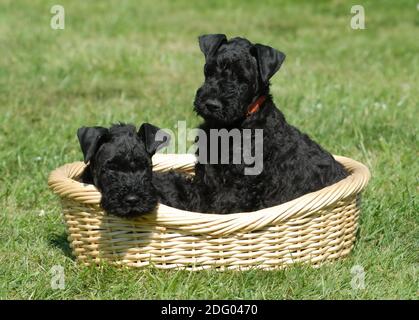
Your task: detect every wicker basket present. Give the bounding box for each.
[48,154,370,271]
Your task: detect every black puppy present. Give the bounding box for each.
[77,123,200,217]
[193,34,348,213]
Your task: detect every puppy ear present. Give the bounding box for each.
[254,44,286,83]
[138,123,171,155]
[77,126,109,163]
[198,34,227,59]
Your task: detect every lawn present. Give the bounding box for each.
[0,0,417,299]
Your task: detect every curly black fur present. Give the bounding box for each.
[77,123,201,217]
[76,35,349,217]
[192,34,348,214]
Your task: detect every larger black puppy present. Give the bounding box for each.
[193,34,348,213]
[77,123,201,217]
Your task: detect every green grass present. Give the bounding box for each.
[0,0,418,299]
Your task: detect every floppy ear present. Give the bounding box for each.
[198,34,227,59]
[77,126,109,163]
[254,44,286,83]
[138,123,171,155]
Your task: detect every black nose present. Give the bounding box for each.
[124,194,140,205]
[205,99,222,112]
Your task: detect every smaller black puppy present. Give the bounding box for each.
[78,123,200,217]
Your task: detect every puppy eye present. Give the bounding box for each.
[236,71,247,82]
[106,164,119,171]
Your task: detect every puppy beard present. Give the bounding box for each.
[194,97,248,125]
[194,83,255,125]
[100,192,158,218]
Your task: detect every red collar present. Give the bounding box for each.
[246,95,266,117]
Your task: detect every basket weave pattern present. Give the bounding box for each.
[48,154,370,270]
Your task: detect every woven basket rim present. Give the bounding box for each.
[48,154,370,236]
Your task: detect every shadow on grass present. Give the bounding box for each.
[48,232,75,260]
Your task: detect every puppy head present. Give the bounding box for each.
[77,123,170,218]
[194,34,286,124]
